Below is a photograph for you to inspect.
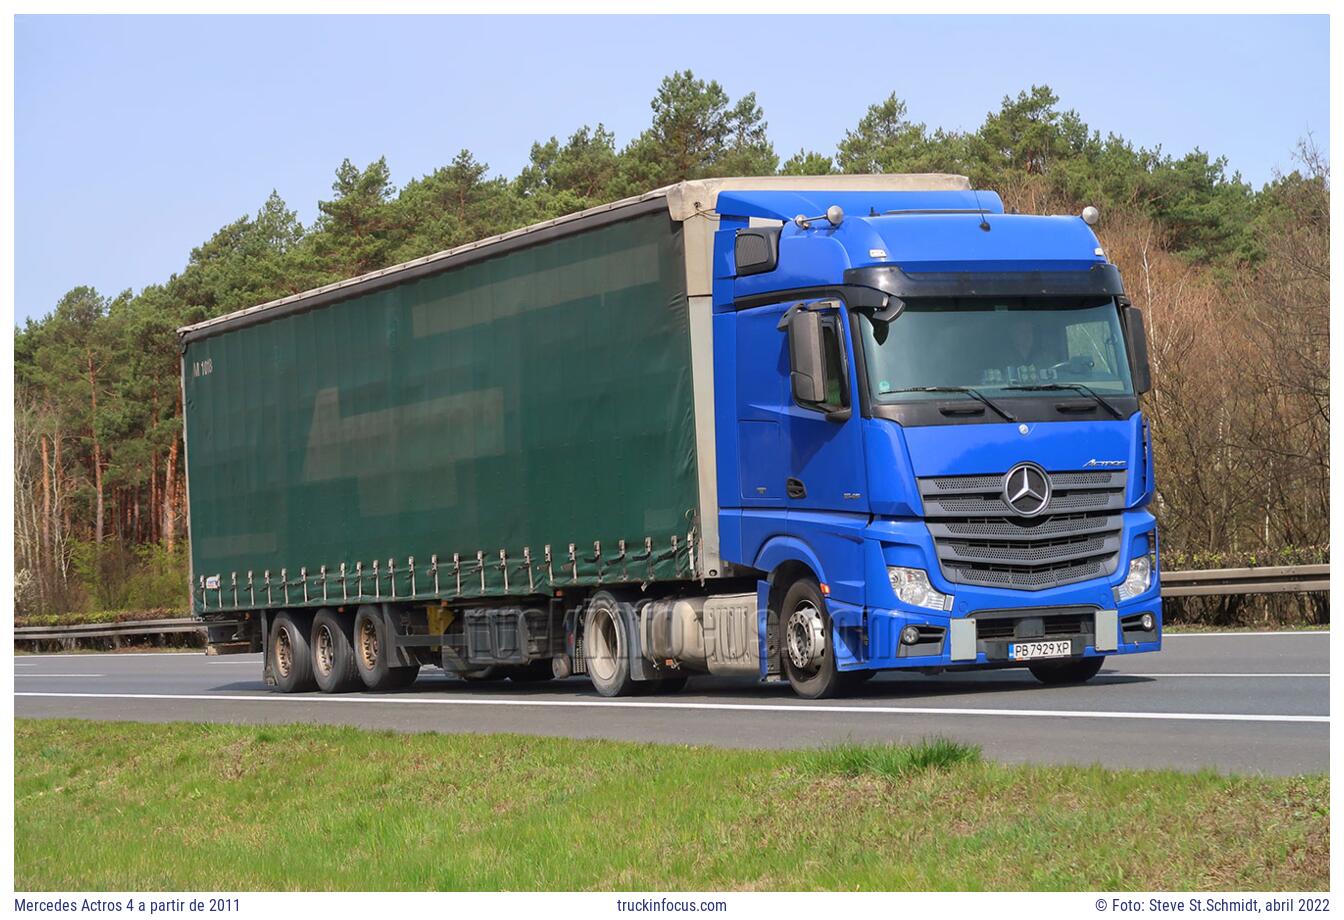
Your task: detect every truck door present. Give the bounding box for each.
[779,300,869,518]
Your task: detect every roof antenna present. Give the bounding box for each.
[972,188,992,232]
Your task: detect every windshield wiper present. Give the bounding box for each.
[884,386,1017,422]
[1003,383,1125,419]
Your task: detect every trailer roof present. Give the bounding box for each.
[177,174,970,343]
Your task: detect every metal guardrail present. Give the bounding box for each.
[1160,564,1330,598]
[10,565,1329,645]
[14,617,236,643]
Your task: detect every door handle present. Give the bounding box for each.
[786,477,807,499]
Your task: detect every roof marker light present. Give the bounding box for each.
[1082,206,1100,226]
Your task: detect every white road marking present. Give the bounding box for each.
[1103,672,1328,678]
[14,674,104,679]
[1163,630,1329,638]
[14,691,1328,725]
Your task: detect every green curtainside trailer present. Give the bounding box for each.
[182,204,704,615]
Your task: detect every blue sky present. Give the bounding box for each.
[14,14,1329,323]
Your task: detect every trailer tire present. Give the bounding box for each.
[353,605,417,691]
[269,611,317,693]
[583,591,637,697]
[780,578,846,699]
[311,609,361,693]
[1028,656,1105,685]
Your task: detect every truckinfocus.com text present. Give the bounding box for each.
[615,898,729,912]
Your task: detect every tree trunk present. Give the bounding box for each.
[40,434,51,565]
[150,450,159,544]
[164,410,179,554]
[87,352,104,545]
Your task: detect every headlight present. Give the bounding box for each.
[1114,554,1153,602]
[888,567,953,611]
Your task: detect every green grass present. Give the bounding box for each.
[797,737,981,779]
[15,719,1327,892]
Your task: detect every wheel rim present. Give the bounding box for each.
[587,605,621,683]
[274,625,294,679]
[315,624,335,677]
[786,601,826,674]
[357,618,379,671]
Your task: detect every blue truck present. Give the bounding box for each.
[183,174,1161,698]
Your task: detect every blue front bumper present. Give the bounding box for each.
[854,598,1162,671]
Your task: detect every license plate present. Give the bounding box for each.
[1009,640,1073,661]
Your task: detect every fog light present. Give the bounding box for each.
[900,625,922,646]
[1140,612,1155,631]
[888,567,953,611]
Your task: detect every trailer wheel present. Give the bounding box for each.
[780,578,845,699]
[1028,656,1105,685]
[269,611,316,693]
[583,591,636,697]
[353,605,418,691]
[311,608,360,693]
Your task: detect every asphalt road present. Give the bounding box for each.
[15,631,1328,775]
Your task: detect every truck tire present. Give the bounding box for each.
[1028,656,1105,685]
[780,578,845,699]
[269,611,316,693]
[583,591,637,697]
[311,608,360,693]
[353,605,418,691]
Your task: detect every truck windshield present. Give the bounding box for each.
[857,296,1134,403]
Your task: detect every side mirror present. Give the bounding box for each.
[787,309,827,404]
[1124,305,1152,395]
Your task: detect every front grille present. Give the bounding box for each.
[919,469,1127,590]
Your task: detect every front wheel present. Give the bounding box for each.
[780,579,845,699]
[1028,656,1105,685]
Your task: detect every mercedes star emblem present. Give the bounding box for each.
[1002,462,1051,517]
